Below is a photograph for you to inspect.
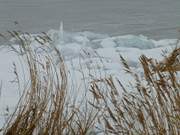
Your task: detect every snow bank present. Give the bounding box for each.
[0,29,179,128]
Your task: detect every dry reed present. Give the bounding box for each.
[0,31,179,135]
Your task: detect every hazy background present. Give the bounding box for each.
[0,0,180,39]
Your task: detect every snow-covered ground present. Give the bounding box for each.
[0,29,179,128]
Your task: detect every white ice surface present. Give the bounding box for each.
[0,30,179,128]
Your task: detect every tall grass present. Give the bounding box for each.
[0,31,179,135]
[1,31,98,135]
[90,49,180,134]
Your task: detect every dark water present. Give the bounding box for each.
[0,0,180,39]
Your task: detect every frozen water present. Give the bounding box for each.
[0,29,179,128]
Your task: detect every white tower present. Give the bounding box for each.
[59,21,64,44]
